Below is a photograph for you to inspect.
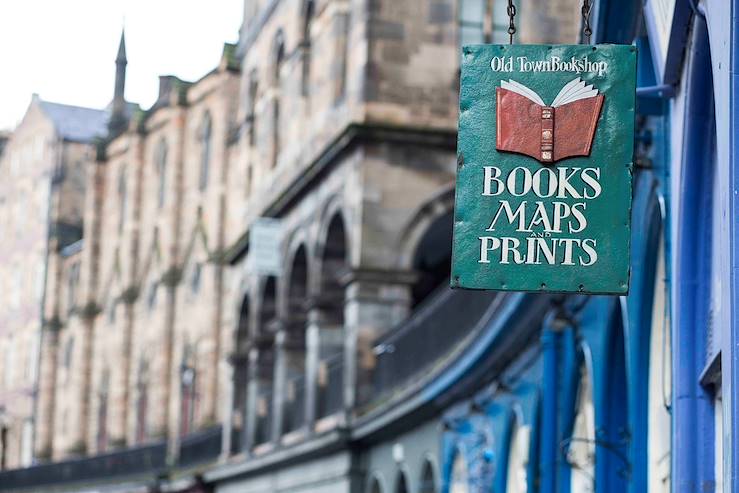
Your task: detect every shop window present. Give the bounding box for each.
[714,387,723,492]
[450,450,470,493]
[568,362,595,493]
[506,423,531,492]
[648,236,671,493]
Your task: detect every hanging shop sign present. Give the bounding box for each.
[248,218,284,276]
[451,44,636,294]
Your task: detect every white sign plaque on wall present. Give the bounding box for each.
[248,218,284,276]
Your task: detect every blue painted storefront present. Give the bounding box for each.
[437,1,738,491]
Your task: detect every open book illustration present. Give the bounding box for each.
[495,78,604,163]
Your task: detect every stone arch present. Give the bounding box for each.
[313,205,349,419]
[397,186,455,308]
[282,243,310,433]
[253,276,277,445]
[396,184,455,269]
[368,472,386,493]
[231,292,251,448]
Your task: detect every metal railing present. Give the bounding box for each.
[366,285,497,405]
[317,353,344,418]
[0,441,166,491]
[254,390,273,445]
[282,374,306,433]
[178,425,222,468]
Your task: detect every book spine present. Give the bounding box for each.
[540,106,554,162]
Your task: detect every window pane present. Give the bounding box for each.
[459,0,484,23]
[460,25,484,46]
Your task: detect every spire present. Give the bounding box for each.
[116,29,127,64]
[109,29,128,135]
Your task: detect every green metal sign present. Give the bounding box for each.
[451,44,636,294]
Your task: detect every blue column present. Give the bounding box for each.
[729,0,739,490]
[540,325,559,493]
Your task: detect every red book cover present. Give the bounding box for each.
[496,78,604,163]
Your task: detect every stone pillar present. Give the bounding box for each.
[270,325,286,441]
[34,322,60,460]
[304,314,320,428]
[244,348,259,451]
[341,269,415,409]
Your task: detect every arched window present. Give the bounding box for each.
[199,112,212,191]
[316,213,348,419]
[419,459,437,493]
[411,209,453,307]
[190,263,202,294]
[301,0,315,97]
[254,277,277,445]
[368,476,384,493]
[96,369,110,452]
[247,69,258,146]
[394,471,409,493]
[63,336,74,370]
[284,245,309,433]
[147,282,158,311]
[136,360,149,444]
[233,295,250,452]
[155,139,168,208]
[117,168,127,232]
[272,31,285,168]
[180,345,197,437]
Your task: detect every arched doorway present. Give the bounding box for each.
[394,470,410,493]
[419,458,437,493]
[368,475,384,493]
[316,213,348,418]
[411,210,453,308]
[283,246,308,433]
[254,277,277,445]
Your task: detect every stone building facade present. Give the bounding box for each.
[0,0,585,490]
[0,94,108,468]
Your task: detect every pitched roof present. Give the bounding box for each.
[38,100,108,143]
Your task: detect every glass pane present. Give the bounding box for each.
[459,0,485,23]
[450,452,470,493]
[460,26,484,47]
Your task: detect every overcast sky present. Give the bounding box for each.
[0,0,243,130]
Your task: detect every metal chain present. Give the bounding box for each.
[582,0,593,44]
[507,0,516,44]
